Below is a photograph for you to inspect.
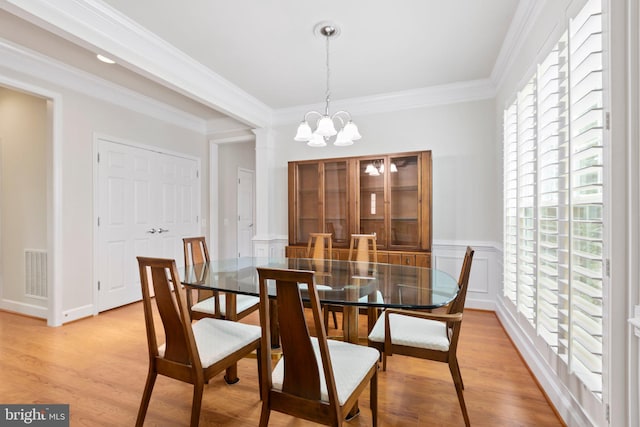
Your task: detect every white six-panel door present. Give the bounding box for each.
[96,139,200,312]
[237,168,254,258]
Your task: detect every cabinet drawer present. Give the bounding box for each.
[400,254,416,266]
[415,253,431,267]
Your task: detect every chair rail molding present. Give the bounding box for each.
[0,0,272,129]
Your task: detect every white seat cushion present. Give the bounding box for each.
[296,283,333,291]
[358,290,384,304]
[158,318,260,368]
[368,312,450,352]
[192,294,259,317]
[271,338,379,406]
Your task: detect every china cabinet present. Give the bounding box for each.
[287,151,432,266]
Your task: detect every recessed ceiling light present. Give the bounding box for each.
[96,54,115,64]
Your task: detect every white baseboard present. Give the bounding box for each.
[495,297,597,427]
[61,304,95,324]
[0,298,47,319]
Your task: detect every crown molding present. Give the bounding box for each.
[272,78,496,126]
[0,0,539,131]
[0,38,207,133]
[0,0,272,128]
[490,0,547,90]
[210,134,255,145]
[206,117,253,136]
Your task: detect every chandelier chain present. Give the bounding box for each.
[325,34,331,115]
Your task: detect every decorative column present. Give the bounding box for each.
[252,128,286,257]
[208,140,219,260]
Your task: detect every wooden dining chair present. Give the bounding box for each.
[136,256,262,427]
[183,236,259,321]
[348,233,383,332]
[256,267,379,426]
[348,233,378,262]
[367,246,475,427]
[307,232,333,259]
[306,233,339,329]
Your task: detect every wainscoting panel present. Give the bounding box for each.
[432,241,500,311]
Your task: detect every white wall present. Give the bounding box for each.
[60,91,208,319]
[0,87,47,313]
[218,141,255,258]
[0,57,209,323]
[271,98,500,244]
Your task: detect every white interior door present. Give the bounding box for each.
[97,139,199,312]
[237,168,254,258]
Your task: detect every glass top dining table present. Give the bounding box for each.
[181,257,459,344]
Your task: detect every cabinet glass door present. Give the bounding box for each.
[359,158,386,246]
[324,160,349,246]
[295,162,320,244]
[389,154,420,247]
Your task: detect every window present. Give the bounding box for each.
[503,0,604,404]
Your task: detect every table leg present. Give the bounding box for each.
[224,293,239,384]
[342,305,360,418]
[342,305,359,344]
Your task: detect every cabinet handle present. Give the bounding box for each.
[158,228,169,233]
[146,228,157,234]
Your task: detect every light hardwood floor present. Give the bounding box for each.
[0,304,564,426]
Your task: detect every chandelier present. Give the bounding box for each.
[365,160,398,176]
[294,22,361,147]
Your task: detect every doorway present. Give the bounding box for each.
[0,81,62,326]
[95,137,201,311]
[237,168,254,257]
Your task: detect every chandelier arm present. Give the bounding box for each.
[330,111,353,121]
[303,111,323,123]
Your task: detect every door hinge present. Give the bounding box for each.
[196,170,199,178]
[605,403,610,422]
[605,258,610,277]
[97,217,100,227]
[97,152,100,163]
[605,112,610,130]
[98,281,101,291]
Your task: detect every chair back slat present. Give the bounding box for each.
[183,236,210,266]
[182,237,217,310]
[307,233,332,260]
[276,281,321,399]
[348,234,377,262]
[257,268,338,404]
[152,266,191,364]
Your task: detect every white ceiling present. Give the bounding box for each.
[100,0,521,109]
[0,0,525,126]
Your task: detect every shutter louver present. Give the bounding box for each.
[504,103,518,305]
[516,78,537,326]
[501,0,605,407]
[568,0,604,397]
